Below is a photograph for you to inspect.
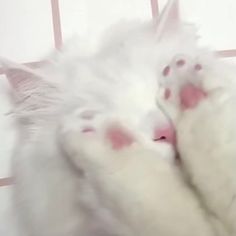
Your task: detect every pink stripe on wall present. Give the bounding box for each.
[0,61,47,75]
[150,0,159,18]
[1,49,236,76]
[0,177,13,187]
[217,49,236,58]
[51,0,63,50]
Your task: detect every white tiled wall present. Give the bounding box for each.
[159,0,236,50]
[59,0,151,48]
[0,0,236,235]
[0,0,54,62]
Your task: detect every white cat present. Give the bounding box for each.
[2,0,235,235]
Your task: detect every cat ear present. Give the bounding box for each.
[1,57,60,123]
[0,57,44,93]
[155,0,180,40]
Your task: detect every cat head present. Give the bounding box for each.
[99,0,199,65]
[1,0,200,145]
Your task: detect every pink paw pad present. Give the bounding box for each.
[180,83,207,109]
[81,126,95,133]
[194,63,202,71]
[162,65,170,77]
[176,59,185,67]
[106,125,134,150]
[80,110,96,120]
[164,88,171,100]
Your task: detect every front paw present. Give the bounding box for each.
[160,54,208,111]
[59,108,137,167]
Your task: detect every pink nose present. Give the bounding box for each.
[153,125,176,145]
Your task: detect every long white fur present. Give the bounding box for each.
[2,0,236,235]
[177,91,236,235]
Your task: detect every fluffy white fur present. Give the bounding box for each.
[177,91,236,235]
[2,0,236,235]
[161,53,236,235]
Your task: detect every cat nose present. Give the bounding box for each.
[153,125,176,145]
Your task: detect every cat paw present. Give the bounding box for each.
[62,108,135,152]
[161,55,207,110]
[105,124,135,150]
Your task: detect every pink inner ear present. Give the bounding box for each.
[6,69,28,89]
[5,68,37,91]
[168,0,179,21]
[155,0,180,39]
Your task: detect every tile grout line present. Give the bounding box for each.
[150,0,159,18]
[0,177,13,187]
[51,0,63,50]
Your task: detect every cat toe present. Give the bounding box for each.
[175,58,186,68]
[161,54,206,108]
[81,126,96,133]
[194,63,202,72]
[76,109,101,134]
[168,54,203,77]
[162,65,171,77]
[171,54,188,68]
[164,88,172,100]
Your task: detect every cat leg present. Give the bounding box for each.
[160,54,236,234]
[178,97,236,235]
[60,108,216,236]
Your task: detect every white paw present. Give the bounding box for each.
[160,54,207,110]
[60,108,136,156]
